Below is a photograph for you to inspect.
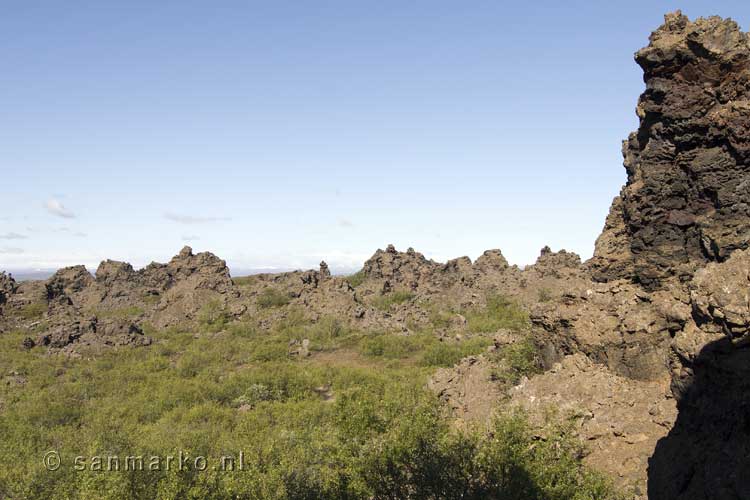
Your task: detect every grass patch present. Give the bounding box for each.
[0,315,620,499]
[257,287,291,308]
[538,287,553,302]
[360,333,426,359]
[142,293,160,305]
[233,275,258,287]
[345,270,366,287]
[88,305,144,320]
[197,299,228,332]
[490,336,542,385]
[465,294,529,333]
[420,336,493,367]
[18,301,47,320]
[371,290,415,311]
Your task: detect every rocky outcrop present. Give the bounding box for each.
[583,12,750,498]
[690,247,750,342]
[38,316,151,351]
[590,11,750,289]
[532,281,690,381]
[362,245,439,289]
[524,246,583,280]
[511,353,676,496]
[473,249,509,273]
[0,271,16,307]
[46,265,93,302]
[6,246,238,351]
[146,246,237,328]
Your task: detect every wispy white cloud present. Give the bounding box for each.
[164,212,230,224]
[338,218,354,228]
[181,235,200,241]
[45,198,75,219]
[0,247,24,254]
[0,232,27,240]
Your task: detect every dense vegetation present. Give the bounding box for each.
[0,299,621,499]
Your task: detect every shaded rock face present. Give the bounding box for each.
[591,11,750,289]
[649,337,750,500]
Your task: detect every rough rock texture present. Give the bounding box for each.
[46,265,93,302]
[0,246,240,352]
[531,281,690,381]
[38,317,151,351]
[647,248,750,499]
[510,354,676,497]
[428,330,529,426]
[0,272,16,307]
[590,11,750,289]
[690,247,750,341]
[362,245,439,290]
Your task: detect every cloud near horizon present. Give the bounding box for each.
[0,232,27,240]
[45,199,75,219]
[0,247,25,254]
[164,212,230,224]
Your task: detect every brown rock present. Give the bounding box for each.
[590,11,750,289]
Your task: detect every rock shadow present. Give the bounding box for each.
[648,337,750,499]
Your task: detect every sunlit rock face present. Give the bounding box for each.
[590,11,750,290]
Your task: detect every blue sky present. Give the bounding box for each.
[1,1,748,274]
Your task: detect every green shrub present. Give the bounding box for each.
[90,306,144,320]
[371,290,414,311]
[360,334,424,359]
[232,275,257,287]
[490,336,541,385]
[360,406,622,500]
[345,270,366,287]
[538,288,553,302]
[257,287,291,308]
[18,301,47,320]
[428,308,455,329]
[465,294,529,333]
[0,312,620,500]
[197,299,228,332]
[420,337,492,367]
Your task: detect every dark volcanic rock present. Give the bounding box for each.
[591,11,750,289]
[0,271,16,306]
[46,266,93,301]
[649,337,750,500]
[362,245,438,289]
[38,316,151,350]
[21,246,238,350]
